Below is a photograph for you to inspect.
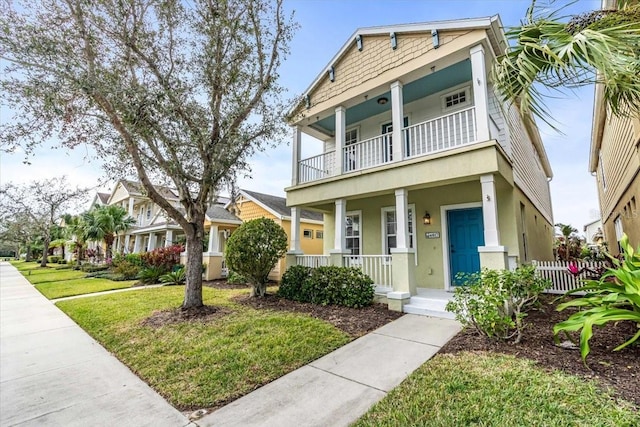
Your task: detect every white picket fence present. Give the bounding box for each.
[532,260,608,295]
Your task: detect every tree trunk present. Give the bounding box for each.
[182,222,204,309]
[40,234,50,267]
[105,234,114,260]
[25,243,32,262]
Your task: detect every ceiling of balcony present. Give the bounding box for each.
[310,59,472,136]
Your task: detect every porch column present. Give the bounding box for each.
[389,188,416,310]
[478,174,508,270]
[124,235,131,253]
[335,106,346,175]
[133,235,142,253]
[147,233,156,251]
[285,207,303,270]
[390,80,404,162]
[165,230,173,247]
[208,225,220,254]
[329,199,347,267]
[470,44,490,142]
[128,198,135,216]
[291,126,301,186]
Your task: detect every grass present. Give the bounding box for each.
[11,260,136,299]
[355,352,639,427]
[56,286,350,410]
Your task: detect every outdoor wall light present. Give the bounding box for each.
[423,212,431,225]
[377,97,389,105]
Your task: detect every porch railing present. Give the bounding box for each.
[298,150,336,183]
[296,255,330,268]
[343,255,393,290]
[532,260,608,295]
[403,107,476,158]
[343,133,393,173]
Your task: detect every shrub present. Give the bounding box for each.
[278,265,311,300]
[160,268,186,286]
[112,253,145,268]
[48,256,61,263]
[81,264,110,273]
[279,266,374,308]
[554,234,640,362]
[141,244,184,272]
[225,218,288,297]
[57,259,67,264]
[227,270,248,285]
[138,266,165,285]
[113,260,141,280]
[446,266,550,344]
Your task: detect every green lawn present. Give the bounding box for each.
[355,352,639,427]
[56,286,350,410]
[36,277,137,299]
[11,261,136,299]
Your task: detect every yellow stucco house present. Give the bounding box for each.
[228,189,324,280]
[284,16,555,315]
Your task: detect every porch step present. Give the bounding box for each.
[403,293,456,320]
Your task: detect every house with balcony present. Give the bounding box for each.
[285,16,555,315]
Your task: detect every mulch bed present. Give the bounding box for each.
[141,305,232,327]
[439,294,639,406]
[234,293,404,338]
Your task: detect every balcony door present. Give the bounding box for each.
[381,117,409,161]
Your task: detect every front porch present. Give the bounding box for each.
[286,175,517,315]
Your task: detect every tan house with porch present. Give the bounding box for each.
[284,16,555,316]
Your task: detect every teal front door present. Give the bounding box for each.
[447,208,484,285]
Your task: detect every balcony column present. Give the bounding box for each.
[470,44,490,142]
[285,207,303,270]
[329,199,347,267]
[391,81,404,161]
[128,198,135,216]
[478,174,508,270]
[133,235,142,253]
[335,106,346,175]
[291,126,301,186]
[207,225,220,254]
[165,230,173,247]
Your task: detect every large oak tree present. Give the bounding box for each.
[0,0,296,308]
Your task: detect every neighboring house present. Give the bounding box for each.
[589,84,640,254]
[284,15,555,313]
[228,189,324,280]
[89,191,111,208]
[583,218,604,247]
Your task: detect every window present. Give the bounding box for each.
[442,87,470,111]
[614,215,624,253]
[303,229,313,239]
[345,211,361,255]
[315,230,324,239]
[345,128,358,146]
[381,205,416,256]
[599,152,607,190]
[146,207,151,220]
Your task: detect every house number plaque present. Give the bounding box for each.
[424,232,440,239]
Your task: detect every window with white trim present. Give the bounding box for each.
[315,230,324,239]
[381,205,416,255]
[345,211,361,255]
[442,87,470,111]
[146,206,151,220]
[303,229,313,239]
[345,128,358,146]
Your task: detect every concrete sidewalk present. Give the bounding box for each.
[199,313,461,427]
[0,262,193,427]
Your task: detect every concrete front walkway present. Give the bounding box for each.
[0,262,193,427]
[199,313,461,427]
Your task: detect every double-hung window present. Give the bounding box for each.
[381,205,416,261]
[345,211,361,255]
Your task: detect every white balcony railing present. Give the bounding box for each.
[295,255,330,268]
[343,255,393,289]
[403,107,476,158]
[297,107,479,183]
[343,133,393,173]
[298,150,336,183]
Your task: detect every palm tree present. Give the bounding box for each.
[61,213,88,262]
[84,205,135,260]
[493,0,640,126]
[555,222,579,260]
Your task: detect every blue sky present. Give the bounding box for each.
[0,0,602,233]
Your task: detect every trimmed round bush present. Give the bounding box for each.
[278,265,311,300]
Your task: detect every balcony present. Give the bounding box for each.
[297,107,477,183]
